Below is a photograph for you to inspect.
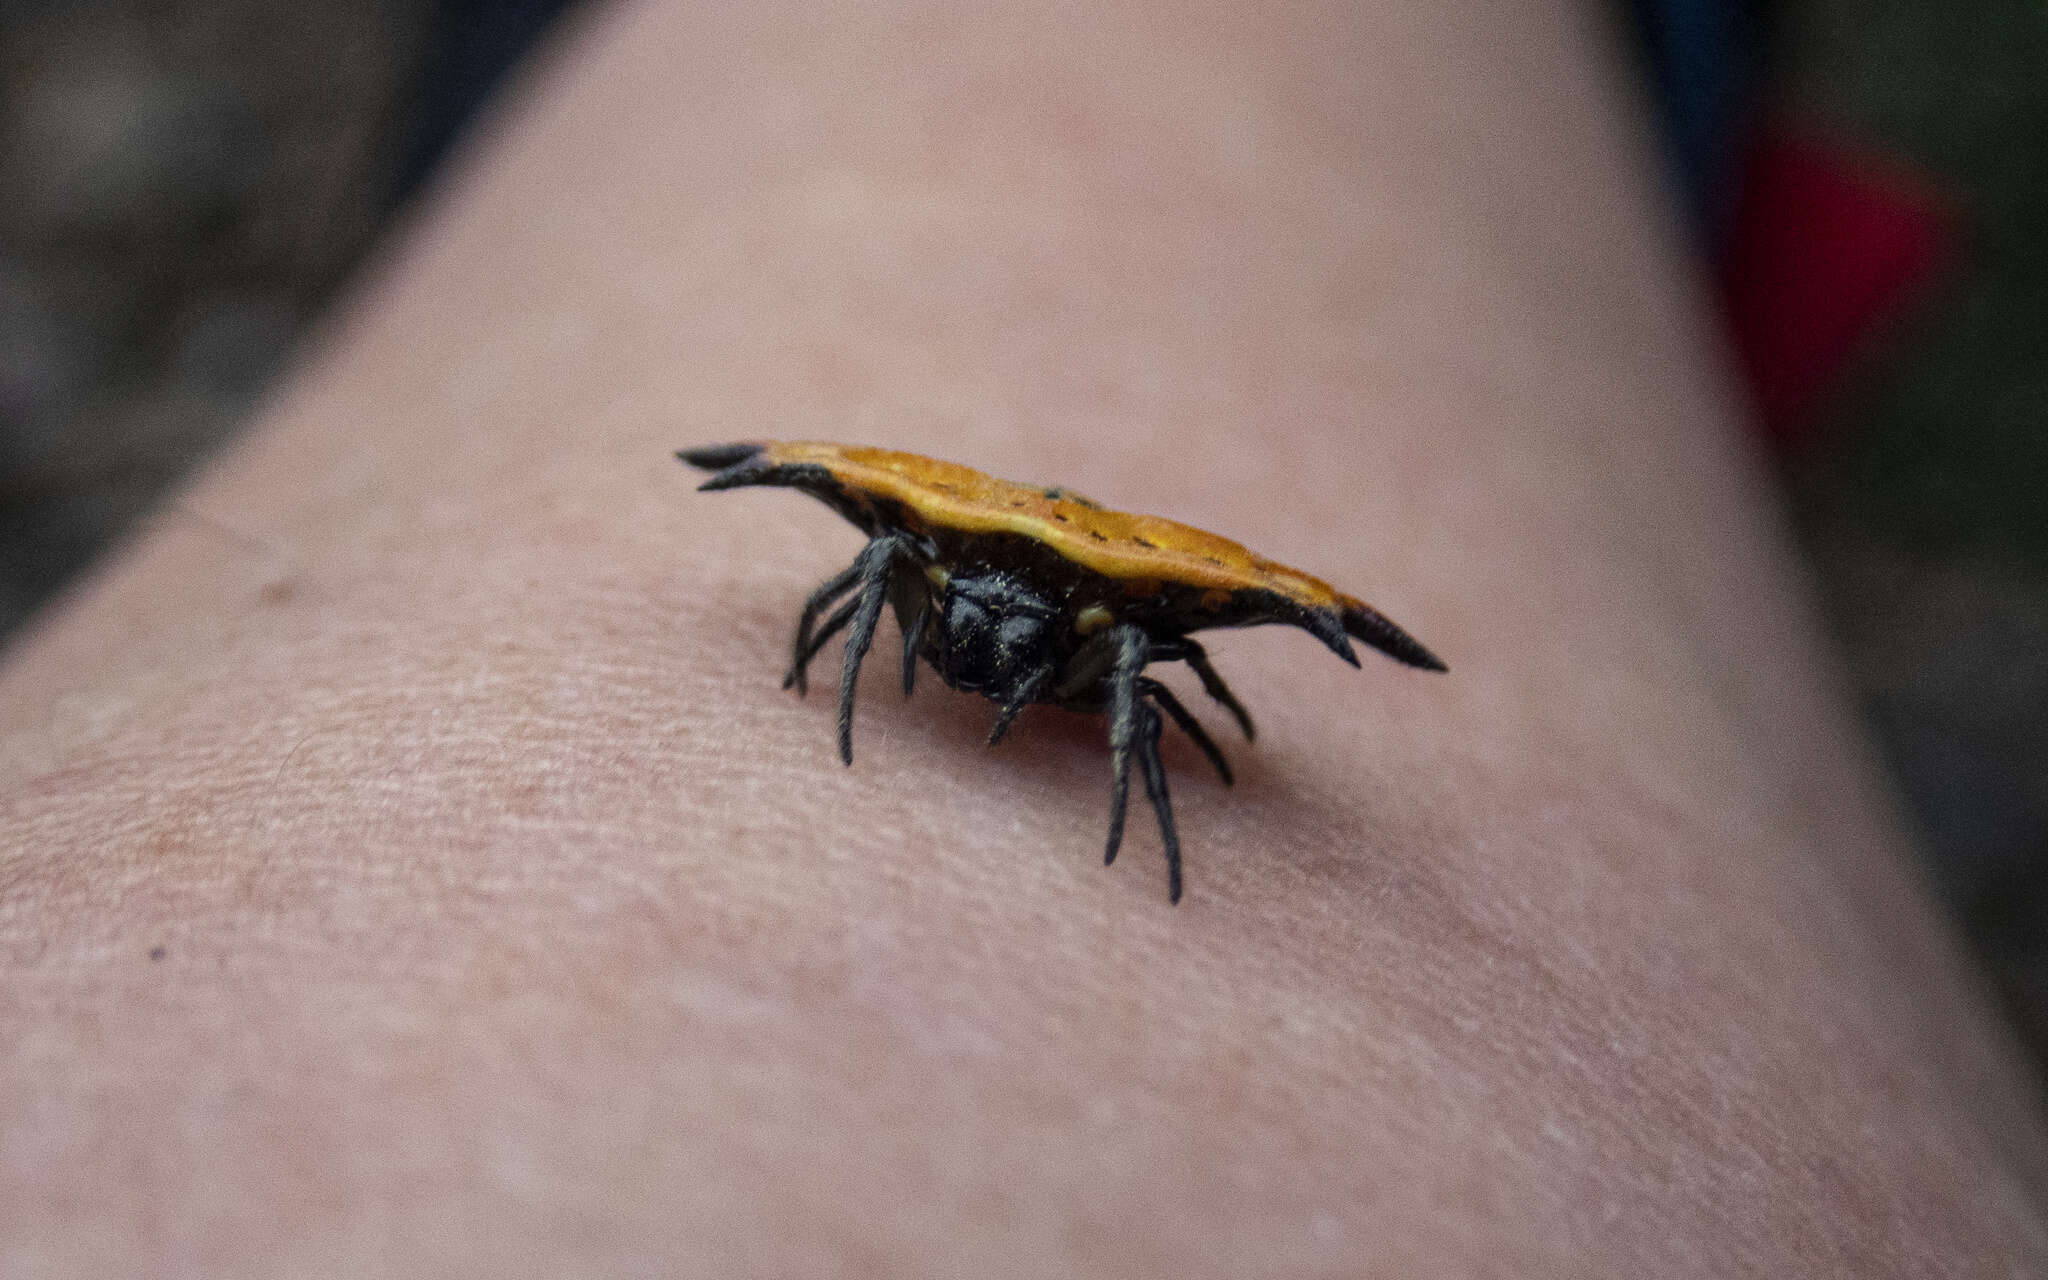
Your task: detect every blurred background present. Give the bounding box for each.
[3,1,2043,1066]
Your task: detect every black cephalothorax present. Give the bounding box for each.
[682,442,1445,903]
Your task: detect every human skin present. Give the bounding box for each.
[3,0,2044,1274]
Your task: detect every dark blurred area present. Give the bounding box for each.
[0,0,570,633]
[3,1,2044,1065]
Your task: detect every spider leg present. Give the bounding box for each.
[1102,624,1148,868]
[782,595,860,693]
[1139,677,1232,786]
[1135,701,1183,904]
[784,559,864,695]
[1174,638,1255,742]
[901,598,929,698]
[985,666,1050,746]
[835,535,912,766]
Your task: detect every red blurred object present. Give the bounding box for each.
[1718,125,1953,449]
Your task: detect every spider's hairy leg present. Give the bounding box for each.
[1134,701,1183,904]
[836,535,914,766]
[1172,637,1255,742]
[1140,677,1232,786]
[1102,624,1148,868]
[986,666,1050,746]
[900,598,928,697]
[784,596,859,693]
[783,558,864,695]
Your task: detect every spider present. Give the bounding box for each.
[682,441,1445,902]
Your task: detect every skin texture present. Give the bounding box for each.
[3,0,2045,1275]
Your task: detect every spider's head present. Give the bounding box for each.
[934,570,1058,706]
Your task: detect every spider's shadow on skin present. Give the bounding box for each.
[820,633,1253,787]
[750,589,1348,888]
[713,584,1423,906]
[891,662,1257,792]
[909,684,1421,908]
